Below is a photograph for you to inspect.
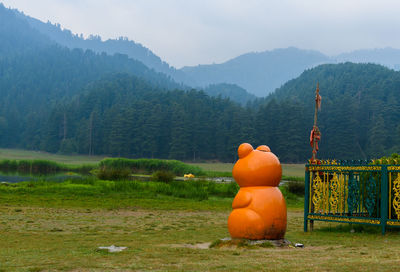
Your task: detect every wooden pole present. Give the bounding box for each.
[312,83,319,160]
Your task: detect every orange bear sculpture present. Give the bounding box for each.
[228,143,287,240]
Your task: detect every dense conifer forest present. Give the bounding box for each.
[1,4,400,162]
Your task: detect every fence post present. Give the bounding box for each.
[304,166,310,232]
[381,165,388,235]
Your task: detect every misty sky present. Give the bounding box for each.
[2,0,400,68]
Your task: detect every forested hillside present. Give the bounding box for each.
[3,4,255,104]
[11,6,193,86]
[0,4,51,57]
[30,63,400,162]
[0,44,184,144]
[1,4,400,162]
[203,83,256,105]
[272,62,400,159]
[0,4,184,150]
[39,74,255,161]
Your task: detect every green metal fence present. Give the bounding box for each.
[304,160,400,234]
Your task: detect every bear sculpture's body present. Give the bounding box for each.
[228,143,287,240]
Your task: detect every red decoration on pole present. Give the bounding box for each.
[316,91,322,111]
[310,83,321,161]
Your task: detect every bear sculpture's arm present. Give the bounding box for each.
[232,190,252,209]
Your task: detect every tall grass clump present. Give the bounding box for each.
[205,181,239,198]
[279,185,302,206]
[286,180,305,196]
[99,158,205,176]
[152,170,175,183]
[0,159,18,172]
[0,159,96,175]
[20,159,62,173]
[97,167,131,180]
[0,159,62,174]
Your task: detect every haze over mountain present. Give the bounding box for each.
[182,47,400,97]
[181,48,330,97]
[335,48,400,71]
[4,4,260,104]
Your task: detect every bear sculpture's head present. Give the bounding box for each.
[232,143,282,187]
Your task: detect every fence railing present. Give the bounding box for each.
[304,160,400,234]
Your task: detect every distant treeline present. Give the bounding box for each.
[38,63,400,162]
[8,62,399,162]
[2,62,400,162]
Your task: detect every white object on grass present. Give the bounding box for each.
[98,245,127,252]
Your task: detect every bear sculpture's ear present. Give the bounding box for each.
[238,143,253,158]
[256,145,271,152]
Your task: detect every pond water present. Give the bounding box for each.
[0,172,287,185]
[132,175,235,183]
[0,174,33,183]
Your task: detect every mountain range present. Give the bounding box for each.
[8,3,400,99]
[183,47,400,97]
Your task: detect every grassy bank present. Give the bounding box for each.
[0,148,305,179]
[0,177,301,208]
[0,180,399,271]
[189,162,305,180]
[0,148,104,165]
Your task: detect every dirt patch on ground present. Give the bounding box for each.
[181,242,212,249]
[171,238,300,251]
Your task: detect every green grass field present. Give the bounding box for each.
[0,181,399,271]
[7,149,395,271]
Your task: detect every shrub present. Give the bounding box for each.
[30,160,62,174]
[152,170,175,183]
[286,180,305,196]
[0,159,18,172]
[17,160,32,173]
[373,153,400,165]
[97,167,131,180]
[206,181,239,198]
[99,158,205,176]
[279,186,300,203]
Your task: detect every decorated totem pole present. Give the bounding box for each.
[228,143,287,240]
[308,83,322,230]
[310,83,322,161]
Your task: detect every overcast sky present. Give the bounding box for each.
[2,0,400,68]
